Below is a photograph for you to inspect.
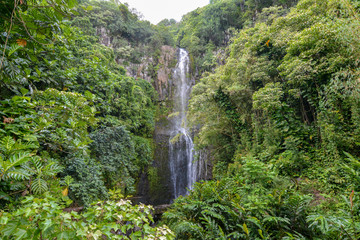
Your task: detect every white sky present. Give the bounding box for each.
[123,0,209,24]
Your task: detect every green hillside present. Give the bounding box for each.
[1,0,360,239]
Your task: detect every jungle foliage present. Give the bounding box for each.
[0,0,176,238]
[174,0,298,74]
[0,0,158,204]
[0,194,174,239]
[164,156,360,239]
[188,0,360,187]
[162,0,360,239]
[2,0,360,239]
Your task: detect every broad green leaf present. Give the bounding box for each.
[2,221,19,237]
[242,223,249,236]
[14,228,27,240]
[0,215,9,224]
[42,219,54,234]
[57,230,72,240]
[20,88,29,96]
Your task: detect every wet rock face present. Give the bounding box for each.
[146,49,196,205]
[135,117,174,205]
[151,123,173,204]
[91,35,211,204]
[135,48,180,205]
[124,46,176,101]
[91,34,198,204]
[156,46,176,101]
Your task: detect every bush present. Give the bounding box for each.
[163,157,315,239]
[64,154,108,206]
[0,194,175,239]
[90,126,137,195]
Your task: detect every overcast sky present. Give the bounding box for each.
[123,0,209,24]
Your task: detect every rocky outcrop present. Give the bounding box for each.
[124,45,177,101]
[94,30,177,100]
[155,46,176,101]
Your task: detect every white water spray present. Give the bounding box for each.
[169,48,198,198]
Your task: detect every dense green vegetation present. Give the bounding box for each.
[0,0,173,238]
[175,0,298,74]
[188,0,360,187]
[163,0,360,239]
[1,0,360,238]
[0,0,158,203]
[1,194,173,239]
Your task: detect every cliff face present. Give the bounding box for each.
[127,47,214,205]
[95,25,177,99]
[95,27,209,204]
[155,46,176,101]
[136,47,178,205]
[124,45,176,101]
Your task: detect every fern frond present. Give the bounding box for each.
[43,161,63,176]
[263,215,291,228]
[4,169,30,181]
[1,152,31,180]
[344,152,360,168]
[0,136,15,153]
[31,177,48,194]
[9,181,26,191]
[8,152,32,166]
[246,216,264,230]
[31,157,43,170]
[13,140,39,151]
[201,209,226,223]
[174,221,205,239]
[7,44,22,57]
[199,215,222,238]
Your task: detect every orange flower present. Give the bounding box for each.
[16,39,27,47]
[265,39,270,47]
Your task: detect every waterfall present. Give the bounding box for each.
[169,48,197,198]
[138,47,209,205]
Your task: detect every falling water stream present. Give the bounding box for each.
[169,48,197,199]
